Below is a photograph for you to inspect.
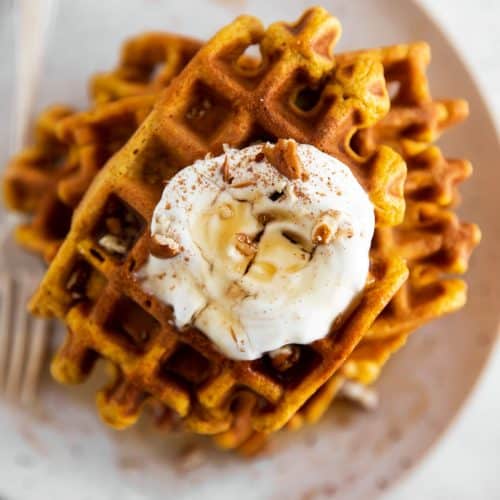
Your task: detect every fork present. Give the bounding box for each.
[0,0,56,405]
[0,231,52,405]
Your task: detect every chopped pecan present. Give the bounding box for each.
[105,217,122,236]
[312,211,344,245]
[66,264,90,299]
[98,235,128,255]
[263,139,308,181]
[235,233,257,257]
[338,380,378,411]
[231,180,255,188]
[218,204,234,220]
[312,222,333,245]
[149,233,181,259]
[221,155,233,183]
[268,345,300,372]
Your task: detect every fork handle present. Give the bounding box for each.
[21,318,51,405]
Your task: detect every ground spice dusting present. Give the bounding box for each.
[293,184,311,203]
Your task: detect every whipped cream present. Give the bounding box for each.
[137,142,374,360]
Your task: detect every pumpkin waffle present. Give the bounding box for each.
[30,8,408,437]
[3,105,76,215]
[208,42,481,454]
[14,95,156,262]
[91,32,201,104]
[3,33,201,262]
[335,41,480,378]
[266,199,480,454]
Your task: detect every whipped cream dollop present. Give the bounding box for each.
[138,142,375,360]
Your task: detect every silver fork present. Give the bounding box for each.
[0,0,56,405]
[0,230,52,405]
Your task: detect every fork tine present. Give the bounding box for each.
[5,280,31,400]
[20,317,51,405]
[0,274,14,390]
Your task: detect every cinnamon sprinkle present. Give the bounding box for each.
[263,139,308,181]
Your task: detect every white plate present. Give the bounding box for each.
[1,1,499,499]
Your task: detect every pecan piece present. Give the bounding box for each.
[268,345,300,372]
[98,235,128,255]
[235,233,257,257]
[149,233,181,259]
[221,155,233,183]
[338,380,378,411]
[312,222,333,245]
[263,139,308,181]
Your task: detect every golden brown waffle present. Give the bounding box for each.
[91,32,201,104]
[337,42,468,157]
[369,201,479,340]
[285,42,480,433]
[337,41,480,370]
[207,42,480,454]
[15,95,156,262]
[3,105,76,214]
[247,205,480,454]
[4,33,200,262]
[4,31,478,456]
[30,8,408,437]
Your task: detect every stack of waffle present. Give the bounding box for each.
[3,7,479,455]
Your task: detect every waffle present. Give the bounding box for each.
[3,105,76,215]
[208,42,481,454]
[91,32,201,104]
[30,8,408,437]
[15,95,156,262]
[4,33,200,262]
[336,42,469,157]
[289,43,480,432]
[336,41,480,376]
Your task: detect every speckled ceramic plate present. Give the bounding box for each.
[0,1,499,499]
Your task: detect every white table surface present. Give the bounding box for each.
[383,1,500,499]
